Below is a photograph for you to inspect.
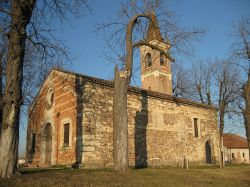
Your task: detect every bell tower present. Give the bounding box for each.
[139,14,173,95]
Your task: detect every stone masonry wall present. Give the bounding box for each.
[81,80,220,168]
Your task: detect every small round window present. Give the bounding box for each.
[45,87,54,109]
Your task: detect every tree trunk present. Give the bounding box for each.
[244,113,250,158]
[244,73,250,159]
[112,14,137,171]
[206,92,211,106]
[112,13,151,171]
[196,84,204,104]
[219,105,225,138]
[240,19,250,160]
[0,51,2,137]
[113,66,129,171]
[219,104,225,167]
[0,0,36,178]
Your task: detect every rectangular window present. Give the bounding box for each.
[64,123,70,146]
[243,153,245,157]
[31,133,36,153]
[232,153,235,158]
[194,118,199,138]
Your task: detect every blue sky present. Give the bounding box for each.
[19,0,250,155]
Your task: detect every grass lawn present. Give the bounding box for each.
[0,165,250,187]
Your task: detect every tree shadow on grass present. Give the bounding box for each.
[19,167,69,174]
[19,167,114,175]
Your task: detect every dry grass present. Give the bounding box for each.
[0,165,250,187]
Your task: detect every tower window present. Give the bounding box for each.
[160,52,164,66]
[146,53,152,67]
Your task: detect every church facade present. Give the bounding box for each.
[26,17,221,168]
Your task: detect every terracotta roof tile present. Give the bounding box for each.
[53,68,218,110]
[29,68,219,112]
[223,134,248,148]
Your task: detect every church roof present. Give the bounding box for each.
[146,13,164,43]
[223,134,248,148]
[29,68,218,112]
[48,68,217,110]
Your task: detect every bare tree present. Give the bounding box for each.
[189,59,214,105]
[21,42,70,110]
[97,0,203,75]
[231,17,250,157]
[113,12,174,171]
[213,60,242,138]
[187,59,241,166]
[214,60,242,166]
[0,0,89,178]
[172,61,192,98]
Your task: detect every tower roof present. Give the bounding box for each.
[146,13,164,43]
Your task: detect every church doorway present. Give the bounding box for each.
[205,141,212,164]
[43,123,52,165]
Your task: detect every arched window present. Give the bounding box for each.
[146,53,152,67]
[160,52,164,66]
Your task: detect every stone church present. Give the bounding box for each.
[26,16,221,168]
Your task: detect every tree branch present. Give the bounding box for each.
[0,8,11,16]
[133,40,175,62]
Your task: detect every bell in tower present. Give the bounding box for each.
[139,14,173,95]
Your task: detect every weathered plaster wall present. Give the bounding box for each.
[224,146,249,164]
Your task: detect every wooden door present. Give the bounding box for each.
[205,141,212,164]
[44,123,52,165]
